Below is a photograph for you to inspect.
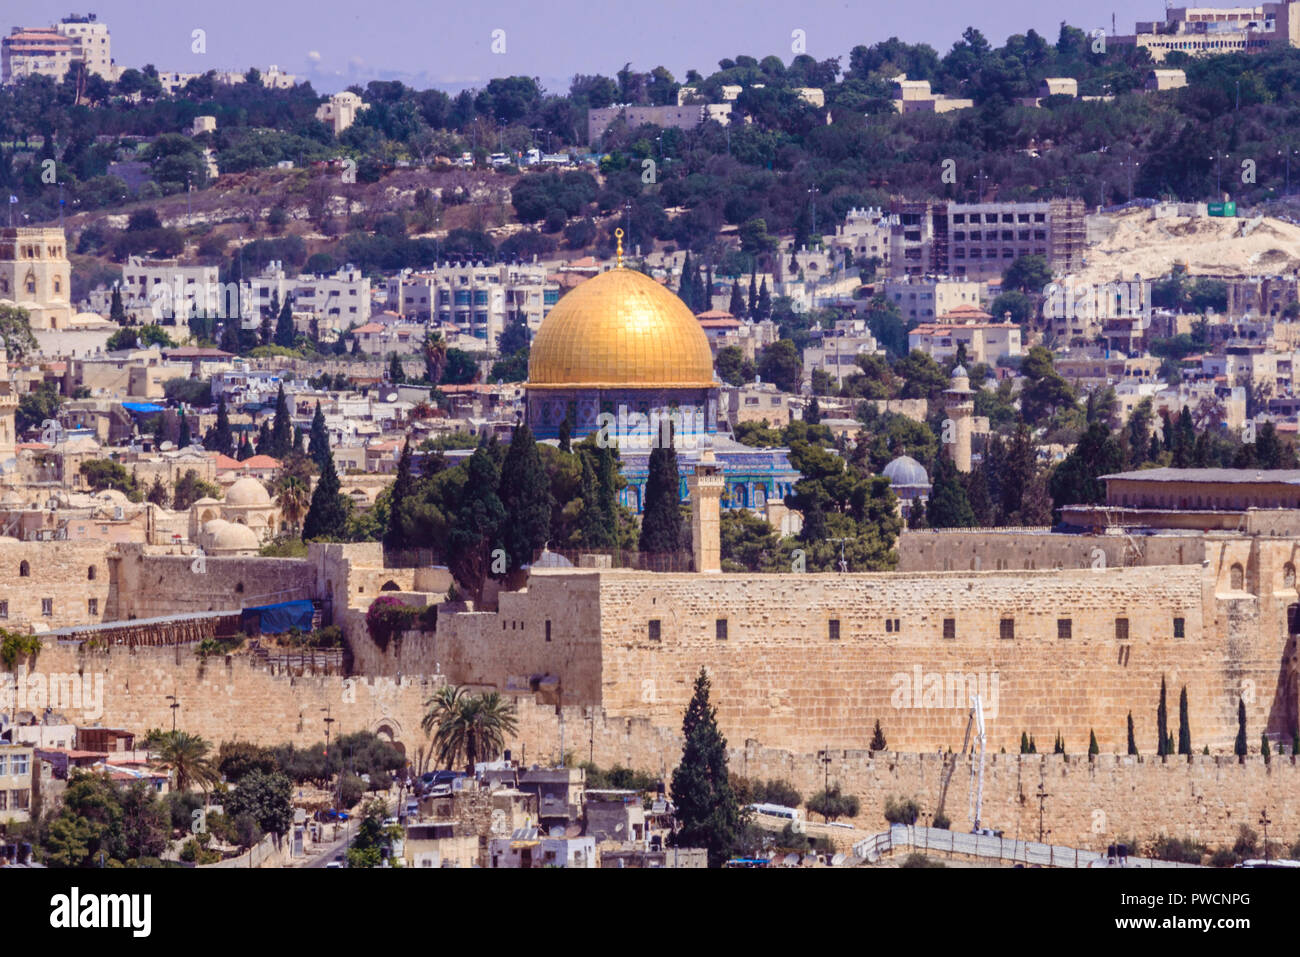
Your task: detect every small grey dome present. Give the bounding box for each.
[882,455,930,488]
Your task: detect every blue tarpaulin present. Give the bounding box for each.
[122,402,165,414]
[241,599,315,634]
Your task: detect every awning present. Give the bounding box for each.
[240,599,314,634]
[121,402,165,414]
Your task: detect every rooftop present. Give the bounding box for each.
[1102,468,1300,485]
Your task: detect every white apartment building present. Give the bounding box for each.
[385,263,559,349]
[2,14,112,84]
[156,65,298,97]
[881,277,984,322]
[802,319,883,386]
[908,307,1023,363]
[315,91,368,135]
[244,261,370,332]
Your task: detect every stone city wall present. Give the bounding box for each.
[0,541,114,629]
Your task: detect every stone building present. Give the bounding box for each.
[0,227,73,330]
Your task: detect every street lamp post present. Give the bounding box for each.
[1259,808,1272,861]
[165,695,178,732]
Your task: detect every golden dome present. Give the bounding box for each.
[528,268,716,389]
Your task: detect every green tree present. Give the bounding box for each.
[807,784,860,822]
[302,453,348,541]
[223,769,294,836]
[670,668,746,867]
[273,293,296,348]
[173,469,221,510]
[308,401,331,471]
[109,285,126,325]
[269,384,293,459]
[1235,697,1248,758]
[383,438,414,553]
[447,444,507,601]
[1178,686,1191,756]
[388,353,405,384]
[869,720,887,752]
[499,424,554,570]
[1002,254,1052,295]
[926,454,976,528]
[1127,712,1138,755]
[204,394,234,456]
[421,686,519,774]
[0,304,38,359]
[757,339,802,393]
[715,345,756,386]
[639,431,682,554]
[147,729,219,795]
[1089,729,1099,756]
[1157,676,1170,757]
[217,741,278,783]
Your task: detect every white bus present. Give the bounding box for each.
[748,803,805,832]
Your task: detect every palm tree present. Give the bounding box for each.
[422,686,518,774]
[422,330,448,386]
[147,730,219,795]
[274,475,311,532]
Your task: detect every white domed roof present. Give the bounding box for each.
[225,477,271,506]
[203,518,231,534]
[96,489,130,505]
[193,496,221,507]
[882,455,930,488]
[210,522,259,550]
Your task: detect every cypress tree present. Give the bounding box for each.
[383,438,413,553]
[302,452,348,542]
[1127,712,1138,755]
[747,270,757,318]
[678,252,695,305]
[1088,729,1099,757]
[1261,733,1271,762]
[1157,676,1169,756]
[578,452,606,547]
[499,423,554,571]
[219,321,240,355]
[446,444,507,602]
[1020,731,1030,754]
[927,454,977,528]
[805,395,822,425]
[177,411,192,449]
[1178,686,1191,755]
[869,720,887,752]
[1028,735,1037,754]
[728,280,745,318]
[255,420,272,457]
[1053,731,1064,754]
[308,402,331,471]
[558,412,572,454]
[206,394,233,455]
[110,284,126,325]
[1293,727,1299,757]
[270,384,292,459]
[388,354,405,384]
[669,668,746,868]
[597,445,620,541]
[1235,697,1248,758]
[262,290,278,346]
[274,293,295,348]
[693,262,707,311]
[756,278,771,321]
[639,424,682,554]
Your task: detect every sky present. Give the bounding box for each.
[9,0,1174,94]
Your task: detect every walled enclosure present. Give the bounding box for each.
[3,641,1298,853]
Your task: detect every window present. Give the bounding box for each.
[0,600,7,619]
[87,565,96,580]
[884,618,901,633]
[41,598,52,617]
[1115,618,1129,641]
[11,789,28,810]
[716,618,728,640]
[1230,563,1244,590]
[545,620,552,642]
[0,755,6,775]
[999,618,1015,640]
[828,619,840,641]
[88,599,98,616]
[1057,618,1072,640]
[0,792,6,811]
[648,619,661,641]
[18,561,29,577]
[943,618,956,640]
[1173,617,1185,639]
[10,754,28,775]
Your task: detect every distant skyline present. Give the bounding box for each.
[8,1,1170,94]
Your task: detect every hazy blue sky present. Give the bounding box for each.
[9,1,1169,93]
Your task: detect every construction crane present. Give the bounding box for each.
[968,695,987,832]
[933,699,976,826]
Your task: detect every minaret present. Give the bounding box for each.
[944,365,974,473]
[688,445,724,573]
[0,339,15,474]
